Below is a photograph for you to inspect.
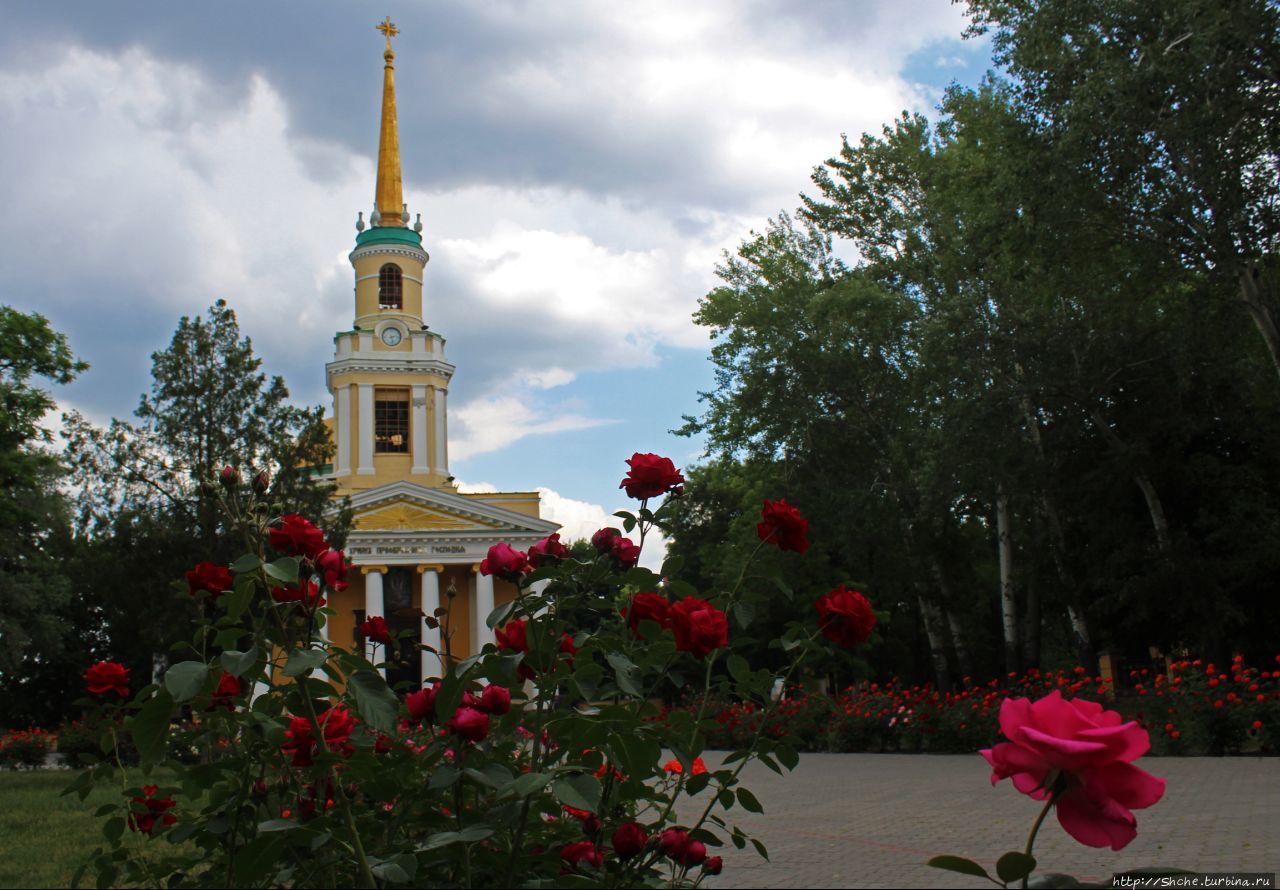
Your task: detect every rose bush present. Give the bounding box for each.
[68,455,867,888]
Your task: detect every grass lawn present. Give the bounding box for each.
[0,768,175,889]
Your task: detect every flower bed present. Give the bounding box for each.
[667,658,1280,756]
[0,726,55,769]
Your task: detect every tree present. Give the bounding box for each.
[965,0,1280,378]
[0,307,88,726]
[63,300,347,682]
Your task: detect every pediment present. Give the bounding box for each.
[342,480,560,537]
[355,499,501,532]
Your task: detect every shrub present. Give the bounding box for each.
[0,727,54,769]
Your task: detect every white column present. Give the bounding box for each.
[433,386,448,476]
[411,385,429,475]
[420,568,442,681]
[335,384,351,476]
[364,570,385,676]
[311,608,330,679]
[472,569,495,656]
[357,383,375,475]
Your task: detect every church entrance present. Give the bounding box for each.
[384,567,421,690]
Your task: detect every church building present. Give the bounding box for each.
[320,18,559,686]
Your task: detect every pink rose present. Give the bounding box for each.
[478,684,512,715]
[590,527,619,553]
[610,535,641,568]
[406,684,438,722]
[479,542,530,579]
[527,533,569,567]
[981,691,1166,850]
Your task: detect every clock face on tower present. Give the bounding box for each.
[380,326,403,347]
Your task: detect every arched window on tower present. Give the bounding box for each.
[378,263,403,309]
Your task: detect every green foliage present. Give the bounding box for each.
[60,300,350,693]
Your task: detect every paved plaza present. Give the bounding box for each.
[676,754,1280,888]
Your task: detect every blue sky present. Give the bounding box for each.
[0,2,992,559]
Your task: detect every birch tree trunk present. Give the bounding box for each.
[997,487,1020,674]
[1087,408,1173,553]
[917,593,953,693]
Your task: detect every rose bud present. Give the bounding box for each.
[612,822,648,858]
[478,684,512,715]
[447,706,490,743]
[704,856,723,875]
[582,814,601,836]
[252,469,270,493]
[219,464,238,488]
[590,527,619,553]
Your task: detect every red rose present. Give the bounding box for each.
[981,691,1166,851]
[590,527,619,553]
[559,840,604,872]
[84,661,129,696]
[704,856,723,875]
[658,828,706,865]
[406,684,438,722]
[185,561,233,599]
[669,597,729,660]
[268,514,328,560]
[756,499,809,554]
[528,532,569,567]
[360,616,392,645]
[479,542,531,579]
[478,684,512,715]
[496,619,530,654]
[610,535,641,568]
[619,452,685,500]
[207,671,243,712]
[128,785,177,836]
[815,586,876,647]
[271,579,326,609]
[622,592,671,639]
[447,706,490,743]
[315,549,350,591]
[611,822,649,859]
[281,707,356,766]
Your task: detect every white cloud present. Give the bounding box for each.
[449,394,617,462]
[536,487,666,571]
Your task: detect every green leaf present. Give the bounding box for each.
[622,567,658,587]
[660,554,684,576]
[774,744,800,771]
[996,851,1037,883]
[486,599,518,630]
[927,856,992,881]
[234,835,287,884]
[229,554,262,574]
[282,648,328,677]
[221,574,256,621]
[419,826,494,851]
[427,765,460,790]
[370,853,417,884]
[506,771,551,798]
[733,601,755,629]
[552,773,602,812]
[130,689,174,767]
[102,816,125,843]
[726,654,750,685]
[257,819,300,833]
[606,652,641,696]
[263,557,299,584]
[220,646,259,678]
[348,669,399,734]
[751,838,769,861]
[163,661,208,702]
[736,787,764,813]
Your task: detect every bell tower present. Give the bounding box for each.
[327,17,455,492]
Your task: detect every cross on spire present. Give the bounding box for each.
[376,16,399,52]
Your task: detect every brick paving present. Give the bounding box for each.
[675,754,1280,888]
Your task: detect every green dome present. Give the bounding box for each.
[355,226,423,249]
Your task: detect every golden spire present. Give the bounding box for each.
[373,16,404,227]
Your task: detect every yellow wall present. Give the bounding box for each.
[353,252,425,322]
